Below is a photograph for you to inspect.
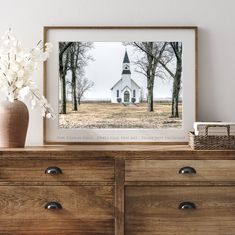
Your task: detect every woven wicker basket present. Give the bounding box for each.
[189,125,235,150]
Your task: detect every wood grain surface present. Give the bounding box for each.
[0,186,114,234]
[115,159,125,235]
[125,186,235,235]
[0,145,234,234]
[125,160,235,182]
[1,145,235,161]
[0,158,114,182]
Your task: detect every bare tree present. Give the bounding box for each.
[67,42,93,111]
[59,42,73,114]
[76,77,94,105]
[158,42,182,117]
[126,42,167,112]
[130,41,182,117]
[69,44,80,111]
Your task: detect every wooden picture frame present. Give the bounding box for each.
[43,26,198,145]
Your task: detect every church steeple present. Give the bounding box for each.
[122,50,131,75]
[123,50,130,63]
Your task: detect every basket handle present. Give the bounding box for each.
[205,125,230,137]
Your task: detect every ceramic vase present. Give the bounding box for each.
[0,100,29,147]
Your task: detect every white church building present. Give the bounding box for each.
[111,50,141,104]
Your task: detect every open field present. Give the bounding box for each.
[59,101,182,129]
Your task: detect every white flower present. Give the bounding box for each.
[31,98,37,107]
[0,29,55,119]
[11,63,20,73]
[46,113,52,119]
[8,93,15,102]
[18,86,29,99]
[17,69,24,78]
[15,80,23,88]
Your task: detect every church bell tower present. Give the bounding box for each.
[122,50,131,75]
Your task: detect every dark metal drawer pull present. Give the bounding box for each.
[179,201,196,210]
[45,166,62,175]
[179,166,196,175]
[45,201,62,210]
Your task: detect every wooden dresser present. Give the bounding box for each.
[0,145,235,235]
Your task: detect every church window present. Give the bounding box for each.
[117,90,119,98]
[133,90,136,98]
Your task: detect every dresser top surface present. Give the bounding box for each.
[0,144,234,153]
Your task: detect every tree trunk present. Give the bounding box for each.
[71,69,77,111]
[77,97,81,105]
[172,86,179,118]
[171,59,182,118]
[60,75,67,114]
[146,72,155,112]
[145,43,156,113]
[59,55,66,114]
[58,42,73,114]
[70,48,78,112]
[59,58,67,114]
[147,86,154,112]
[147,72,154,112]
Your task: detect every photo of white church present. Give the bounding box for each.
[111,51,141,104]
[59,41,183,129]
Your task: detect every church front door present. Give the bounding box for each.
[124,91,130,103]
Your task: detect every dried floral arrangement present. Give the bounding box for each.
[0,29,55,118]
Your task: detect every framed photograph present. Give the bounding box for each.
[43,26,198,144]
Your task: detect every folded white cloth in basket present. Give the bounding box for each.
[194,122,235,136]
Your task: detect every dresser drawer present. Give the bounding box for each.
[0,186,114,234]
[0,158,114,182]
[125,186,235,235]
[125,160,235,181]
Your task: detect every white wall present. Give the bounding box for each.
[0,0,235,145]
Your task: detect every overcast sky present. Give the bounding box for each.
[80,42,179,100]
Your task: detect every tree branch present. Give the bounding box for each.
[59,42,73,57]
[170,42,180,61]
[158,60,175,78]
